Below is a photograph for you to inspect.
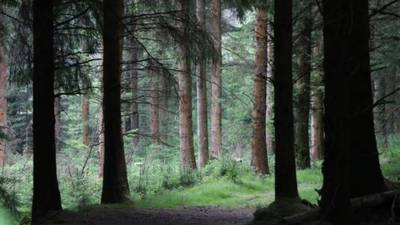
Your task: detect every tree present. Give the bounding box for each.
[177,0,197,171]
[273,0,299,201]
[320,0,386,222]
[294,2,312,169]
[251,7,269,175]
[266,21,275,155]
[82,94,90,146]
[196,0,209,168]
[311,38,324,161]
[129,40,141,147]
[0,21,7,167]
[211,0,222,159]
[32,0,62,222]
[101,0,130,203]
[150,60,161,144]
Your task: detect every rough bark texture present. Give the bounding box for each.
[320,0,386,223]
[129,39,140,146]
[82,95,90,146]
[294,4,312,169]
[150,60,160,144]
[98,103,105,178]
[211,0,222,159]
[266,22,275,155]
[101,0,130,203]
[273,0,299,201]
[0,37,7,167]
[311,85,324,161]
[251,7,269,175]
[196,0,209,168]
[54,96,62,151]
[374,74,388,147]
[178,0,197,171]
[32,0,63,222]
[311,38,324,161]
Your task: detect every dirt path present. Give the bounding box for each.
[50,207,254,225]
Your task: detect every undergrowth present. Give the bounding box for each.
[0,137,400,223]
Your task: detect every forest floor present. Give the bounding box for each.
[43,206,254,225]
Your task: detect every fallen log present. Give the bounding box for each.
[281,189,400,224]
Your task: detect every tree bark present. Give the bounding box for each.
[32,0,62,222]
[251,7,269,175]
[150,60,160,144]
[101,0,130,203]
[311,85,324,161]
[211,0,222,159]
[129,38,141,147]
[294,4,312,169]
[196,0,209,168]
[0,36,7,168]
[266,22,275,155]
[273,0,299,201]
[311,38,324,161]
[82,95,90,146]
[320,0,386,223]
[54,96,62,151]
[177,0,197,171]
[98,103,104,177]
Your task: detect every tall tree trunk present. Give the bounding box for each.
[211,0,222,159]
[101,0,130,203]
[54,96,62,151]
[320,0,386,223]
[273,0,299,201]
[311,38,324,161]
[0,36,7,168]
[196,0,209,168]
[177,0,197,171]
[374,74,388,147]
[266,22,275,155]
[294,3,312,169]
[150,60,160,144]
[251,7,269,175]
[98,104,104,177]
[82,95,90,146]
[311,83,324,161]
[129,38,141,147]
[32,0,62,222]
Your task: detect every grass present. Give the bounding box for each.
[133,165,322,209]
[132,145,400,210]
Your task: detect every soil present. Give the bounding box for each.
[45,207,255,225]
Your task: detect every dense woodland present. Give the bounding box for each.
[0,0,400,224]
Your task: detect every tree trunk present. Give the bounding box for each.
[251,7,269,175]
[54,96,62,151]
[196,0,209,168]
[273,0,299,201]
[320,0,386,223]
[374,74,388,147]
[311,38,324,161]
[150,60,160,144]
[311,85,324,161]
[82,95,90,146]
[177,0,196,171]
[98,103,104,177]
[0,38,7,168]
[129,38,141,147]
[266,22,275,155]
[101,0,130,203]
[294,4,312,169]
[211,0,222,159]
[32,0,62,222]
